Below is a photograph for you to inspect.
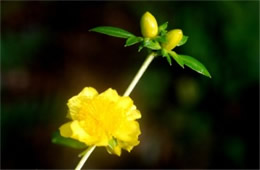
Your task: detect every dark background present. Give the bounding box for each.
[1,1,259,169]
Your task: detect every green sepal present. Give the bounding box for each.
[89,26,134,39]
[108,137,118,150]
[158,22,168,33]
[177,35,189,46]
[106,138,118,154]
[161,48,169,57]
[168,51,184,68]
[138,45,144,52]
[52,130,87,149]
[143,38,161,50]
[155,35,167,43]
[125,36,143,47]
[178,54,212,78]
[166,55,172,65]
[161,48,171,65]
[78,149,89,157]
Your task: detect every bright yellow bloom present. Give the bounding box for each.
[162,29,183,51]
[140,11,158,38]
[59,87,141,156]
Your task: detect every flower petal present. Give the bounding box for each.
[106,145,122,156]
[78,87,98,98]
[116,96,133,112]
[67,87,98,120]
[59,120,96,145]
[98,88,120,102]
[114,120,141,143]
[59,121,73,137]
[126,106,141,121]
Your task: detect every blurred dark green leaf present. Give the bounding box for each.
[90,26,134,39]
[52,130,87,149]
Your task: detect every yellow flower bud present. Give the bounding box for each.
[162,29,183,51]
[140,11,158,38]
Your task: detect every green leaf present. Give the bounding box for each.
[177,35,189,46]
[138,45,144,52]
[89,26,134,39]
[166,55,172,65]
[52,130,87,149]
[159,22,168,32]
[161,48,169,57]
[168,51,184,68]
[125,36,143,47]
[178,54,211,78]
[161,48,172,65]
[155,35,167,43]
[143,39,161,50]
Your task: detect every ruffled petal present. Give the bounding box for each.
[78,87,98,98]
[114,120,141,143]
[67,87,98,120]
[117,96,133,110]
[59,121,74,137]
[106,145,122,156]
[59,120,96,145]
[126,106,141,121]
[98,88,120,102]
[116,97,141,121]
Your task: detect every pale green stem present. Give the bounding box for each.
[74,52,156,170]
[75,145,96,170]
[123,52,156,97]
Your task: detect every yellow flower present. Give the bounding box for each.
[162,29,183,51]
[59,87,141,156]
[140,11,158,38]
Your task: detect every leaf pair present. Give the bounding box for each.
[166,51,211,78]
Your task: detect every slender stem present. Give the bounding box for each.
[74,52,156,170]
[123,52,156,97]
[75,145,96,170]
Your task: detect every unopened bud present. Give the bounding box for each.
[162,29,183,51]
[140,12,158,38]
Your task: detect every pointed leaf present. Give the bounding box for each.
[138,44,144,52]
[52,130,87,149]
[155,35,167,43]
[125,36,143,47]
[177,35,189,46]
[143,39,161,50]
[178,54,211,78]
[161,48,169,57]
[159,22,168,32]
[90,26,134,39]
[166,55,172,65]
[169,51,184,68]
